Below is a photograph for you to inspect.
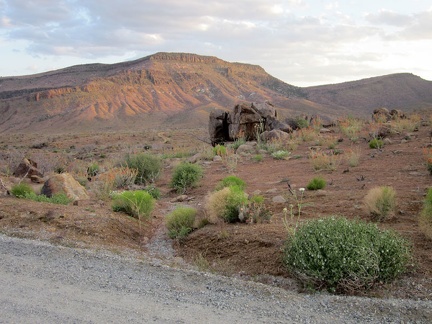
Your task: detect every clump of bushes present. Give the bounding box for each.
[112,190,155,220]
[419,187,432,240]
[369,138,384,149]
[124,153,162,185]
[87,162,100,178]
[206,185,248,223]
[170,162,203,194]
[216,175,246,191]
[165,206,197,239]
[306,176,326,190]
[364,186,396,221]
[283,217,411,293]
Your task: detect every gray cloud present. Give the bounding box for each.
[1,0,431,85]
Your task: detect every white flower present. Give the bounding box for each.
[299,188,305,192]
[283,207,288,213]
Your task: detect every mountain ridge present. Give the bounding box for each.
[1,52,431,133]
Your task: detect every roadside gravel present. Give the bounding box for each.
[1,234,431,323]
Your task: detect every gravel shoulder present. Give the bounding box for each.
[1,234,431,323]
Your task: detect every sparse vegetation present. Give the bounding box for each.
[170,162,203,194]
[346,148,361,167]
[283,217,411,293]
[309,151,339,171]
[213,144,227,157]
[419,188,432,240]
[364,186,396,221]
[165,206,196,239]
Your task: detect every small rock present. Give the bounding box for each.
[272,195,286,204]
[213,155,223,162]
[170,195,188,203]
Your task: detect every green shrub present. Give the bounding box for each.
[369,138,384,149]
[24,192,71,205]
[295,117,310,129]
[253,154,263,162]
[143,185,161,199]
[87,162,100,177]
[216,175,246,191]
[248,195,272,223]
[112,190,155,220]
[283,217,411,293]
[11,183,34,198]
[419,188,432,240]
[364,186,396,221]
[271,150,290,160]
[124,153,162,185]
[213,145,227,157]
[306,176,326,190]
[206,185,248,223]
[170,162,203,194]
[165,206,197,239]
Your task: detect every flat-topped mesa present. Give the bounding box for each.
[149,52,222,64]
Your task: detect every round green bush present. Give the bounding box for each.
[112,190,155,220]
[216,175,246,191]
[306,176,326,190]
[170,162,203,194]
[222,185,249,223]
[11,183,34,198]
[369,138,384,149]
[165,206,197,239]
[124,153,162,185]
[283,217,411,293]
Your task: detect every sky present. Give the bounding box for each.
[1,0,431,86]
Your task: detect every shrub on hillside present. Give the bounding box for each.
[112,190,155,221]
[206,185,248,223]
[124,153,161,185]
[170,162,203,194]
[306,176,326,190]
[364,186,396,221]
[369,138,384,149]
[165,206,197,239]
[419,188,432,240]
[11,183,34,198]
[283,217,411,293]
[216,175,246,191]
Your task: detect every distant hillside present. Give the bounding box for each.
[0,53,431,133]
[303,73,432,114]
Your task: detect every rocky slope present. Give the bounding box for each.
[0,52,431,133]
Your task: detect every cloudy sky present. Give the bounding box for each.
[1,0,431,86]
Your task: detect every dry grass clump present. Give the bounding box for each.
[338,117,365,142]
[205,187,232,223]
[309,151,339,171]
[346,148,361,167]
[390,114,421,133]
[364,186,396,221]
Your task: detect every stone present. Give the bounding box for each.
[187,153,202,163]
[236,144,255,155]
[41,173,89,201]
[170,195,189,203]
[13,158,43,178]
[272,195,286,204]
[213,155,223,162]
[372,108,391,122]
[260,129,291,142]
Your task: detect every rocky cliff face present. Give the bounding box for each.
[0,53,431,133]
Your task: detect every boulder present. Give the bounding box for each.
[41,173,89,201]
[13,158,43,178]
[260,129,291,142]
[372,108,391,122]
[209,109,230,146]
[236,144,256,155]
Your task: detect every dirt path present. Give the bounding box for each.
[1,234,432,323]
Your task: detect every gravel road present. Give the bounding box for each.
[1,234,431,323]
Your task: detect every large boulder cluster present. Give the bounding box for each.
[209,102,294,146]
